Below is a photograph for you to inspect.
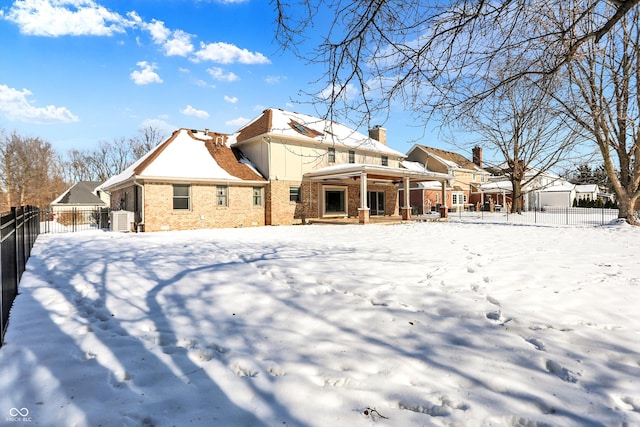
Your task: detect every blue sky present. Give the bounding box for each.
[0,0,447,157]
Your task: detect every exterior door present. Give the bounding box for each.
[368,191,385,216]
[324,188,347,216]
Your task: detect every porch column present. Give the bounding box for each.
[401,176,411,220]
[440,180,448,218]
[358,172,370,224]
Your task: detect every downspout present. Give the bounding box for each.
[263,136,273,225]
[134,180,144,231]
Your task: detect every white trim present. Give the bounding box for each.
[321,185,348,217]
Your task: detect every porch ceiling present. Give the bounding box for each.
[304,164,450,183]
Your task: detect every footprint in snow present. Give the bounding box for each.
[486,295,500,306]
[620,395,640,412]
[525,337,546,351]
[545,360,579,383]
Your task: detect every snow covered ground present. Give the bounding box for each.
[1,221,639,427]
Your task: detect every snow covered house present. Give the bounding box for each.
[50,181,109,214]
[479,168,576,210]
[574,184,599,203]
[232,108,449,225]
[401,145,490,213]
[100,109,452,231]
[100,129,267,231]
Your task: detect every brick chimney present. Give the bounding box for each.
[472,146,482,167]
[369,125,387,145]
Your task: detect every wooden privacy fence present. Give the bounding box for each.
[1,206,40,347]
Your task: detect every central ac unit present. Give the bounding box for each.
[110,210,135,232]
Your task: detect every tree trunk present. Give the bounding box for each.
[511,179,524,214]
[617,193,639,225]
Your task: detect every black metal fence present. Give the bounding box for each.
[448,206,622,226]
[39,207,110,234]
[1,206,40,346]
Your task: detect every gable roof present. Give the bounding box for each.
[575,184,599,193]
[234,108,405,157]
[51,181,106,206]
[101,129,265,191]
[411,145,487,173]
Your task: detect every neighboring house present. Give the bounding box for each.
[50,181,110,227]
[232,108,449,224]
[100,108,450,231]
[401,145,490,213]
[575,184,599,202]
[538,182,577,207]
[479,168,576,210]
[50,180,109,214]
[100,128,267,232]
[51,181,109,210]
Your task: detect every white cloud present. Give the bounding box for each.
[5,0,135,37]
[224,96,238,104]
[265,75,286,85]
[181,105,209,119]
[164,30,194,56]
[140,118,175,134]
[195,79,215,89]
[130,61,163,85]
[207,67,239,82]
[145,19,170,44]
[225,116,250,127]
[143,20,193,57]
[0,84,79,123]
[194,42,270,64]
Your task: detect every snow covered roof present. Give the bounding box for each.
[234,108,405,158]
[575,184,599,193]
[479,181,513,192]
[101,129,265,191]
[400,160,427,173]
[540,182,575,192]
[51,181,107,206]
[411,145,488,173]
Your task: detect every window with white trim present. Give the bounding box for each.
[173,184,190,210]
[253,187,263,206]
[216,185,228,206]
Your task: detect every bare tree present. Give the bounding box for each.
[560,2,640,224]
[129,125,166,159]
[0,130,67,210]
[272,0,640,125]
[64,126,166,182]
[459,75,578,213]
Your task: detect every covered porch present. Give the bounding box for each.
[304,164,451,224]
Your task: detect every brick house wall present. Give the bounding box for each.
[265,180,400,224]
[111,182,265,231]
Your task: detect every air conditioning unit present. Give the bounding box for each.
[110,210,135,232]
